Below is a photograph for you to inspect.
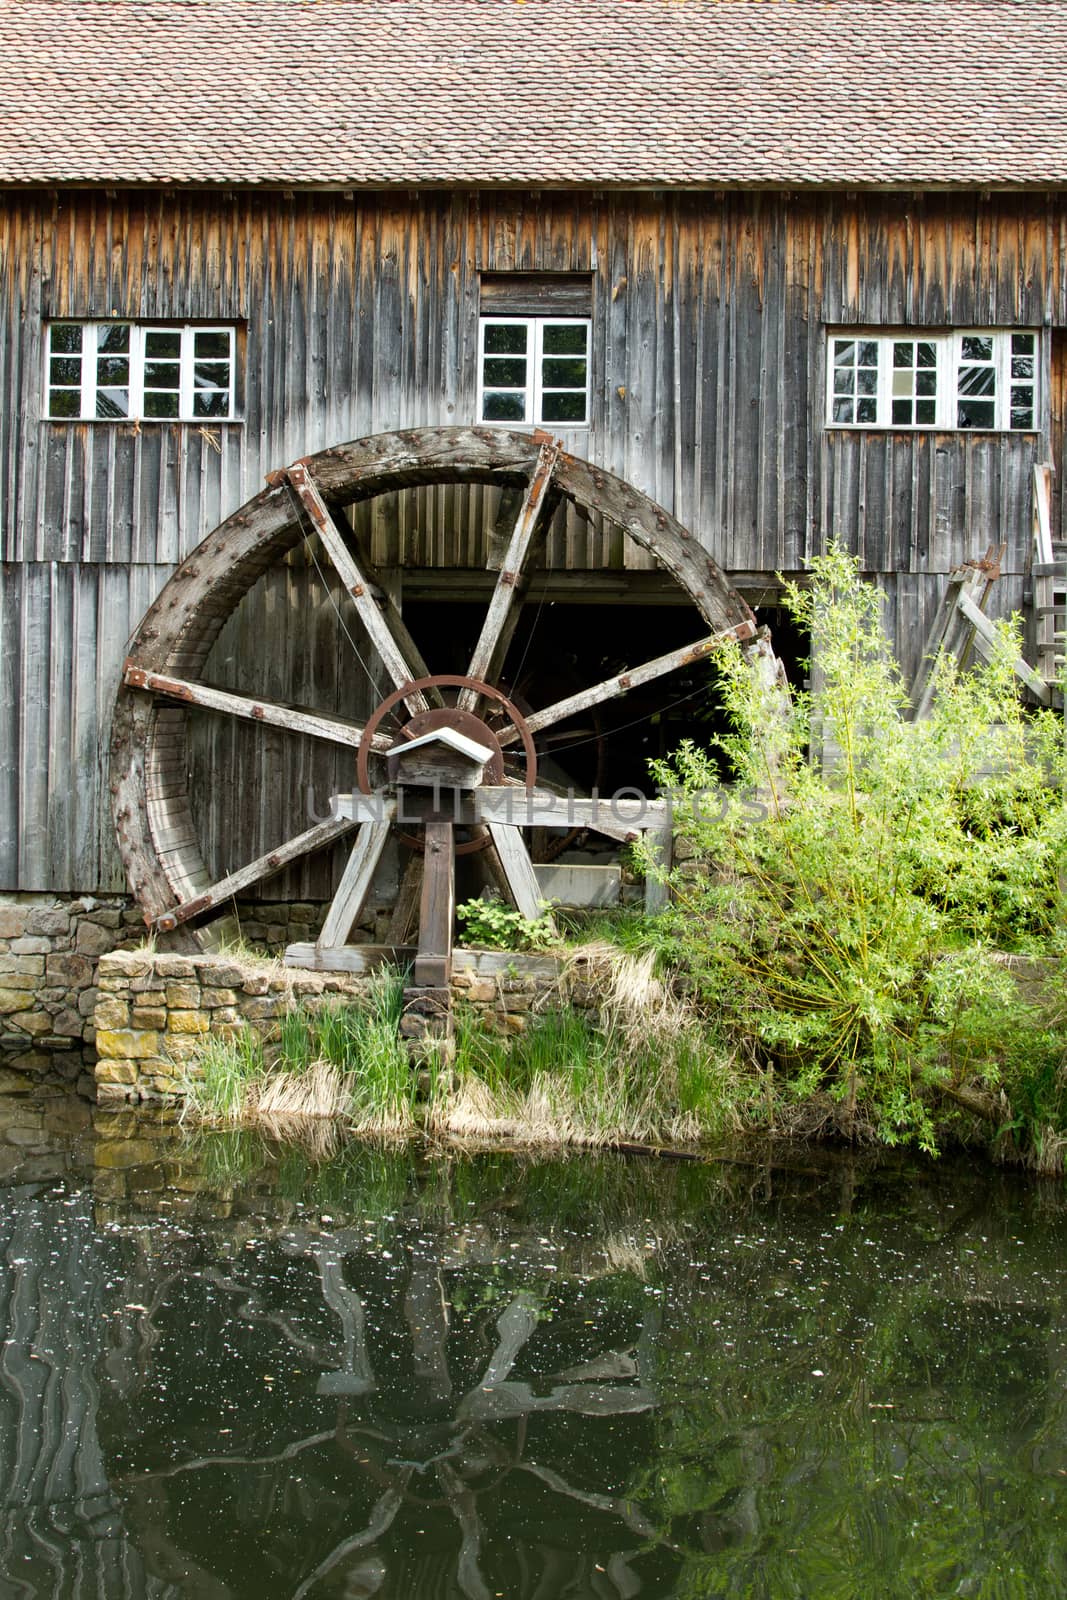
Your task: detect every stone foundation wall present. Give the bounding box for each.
[0,893,338,1092]
[94,949,595,1104]
[0,893,144,1090]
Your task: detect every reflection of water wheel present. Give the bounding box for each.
[110,427,775,970]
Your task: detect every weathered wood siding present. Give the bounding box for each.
[1,188,1063,891]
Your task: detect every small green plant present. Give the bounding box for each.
[455,895,561,951]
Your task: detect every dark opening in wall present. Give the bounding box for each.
[402,594,810,801]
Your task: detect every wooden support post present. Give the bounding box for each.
[317,807,396,950]
[644,819,673,914]
[414,818,455,989]
[486,822,549,925]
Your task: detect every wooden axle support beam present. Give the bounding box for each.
[333,787,670,841]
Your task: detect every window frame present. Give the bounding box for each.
[477,314,591,429]
[825,328,1039,433]
[45,321,237,423]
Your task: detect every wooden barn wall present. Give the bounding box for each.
[1,187,1064,892]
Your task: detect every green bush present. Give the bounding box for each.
[643,544,1067,1158]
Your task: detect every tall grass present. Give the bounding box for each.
[182,951,745,1150]
[183,966,416,1133]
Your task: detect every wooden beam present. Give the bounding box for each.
[643,819,673,914]
[284,942,416,973]
[414,818,455,988]
[496,626,754,748]
[333,789,669,838]
[486,822,550,924]
[458,440,558,712]
[150,815,356,933]
[285,463,439,716]
[123,661,391,751]
[317,805,397,949]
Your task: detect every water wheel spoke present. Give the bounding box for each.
[285,462,442,715]
[317,806,397,950]
[495,627,750,748]
[123,661,391,752]
[457,440,559,713]
[151,815,357,933]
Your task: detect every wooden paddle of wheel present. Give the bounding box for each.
[110,426,782,1045]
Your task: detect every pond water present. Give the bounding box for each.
[0,1095,1063,1600]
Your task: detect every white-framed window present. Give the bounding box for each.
[477,316,590,427]
[45,322,236,421]
[827,330,1037,432]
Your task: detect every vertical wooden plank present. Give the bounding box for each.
[414,817,454,988]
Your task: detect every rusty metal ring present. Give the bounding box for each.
[357,674,538,857]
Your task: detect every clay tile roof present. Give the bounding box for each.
[1,0,1065,189]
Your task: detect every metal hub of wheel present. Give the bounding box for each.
[110,426,782,960]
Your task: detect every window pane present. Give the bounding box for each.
[542,324,587,355]
[1010,389,1034,429]
[145,330,181,359]
[482,357,527,387]
[856,368,877,396]
[916,370,937,397]
[917,342,937,367]
[961,335,993,362]
[143,391,180,419]
[831,398,854,424]
[1012,333,1035,355]
[857,341,878,367]
[50,324,82,354]
[482,391,527,422]
[892,399,912,425]
[540,391,588,423]
[193,391,230,419]
[144,361,180,388]
[893,342,914,367]
[50,356,81,385]
[916,400,937,424]
[957,399,995,429]
[892,371,912,396]
[96,388,129,419]
[833,369,854,395]
[48,389,81,418]
[958,365,996,397]
[194,330,231,358]
[97,356,130,385]
[97,324,130,354]
[194,361,231,390]
[833,340,855,366]
[484,324,527,355]
[856,398,877,423]
[1011,356,1034,379]
[541,357,587,387]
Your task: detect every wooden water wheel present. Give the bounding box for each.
[110,427,782,1035]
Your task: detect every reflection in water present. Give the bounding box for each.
[0,1098,1064,1597]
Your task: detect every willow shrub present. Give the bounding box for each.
[642,546,1067,1155]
